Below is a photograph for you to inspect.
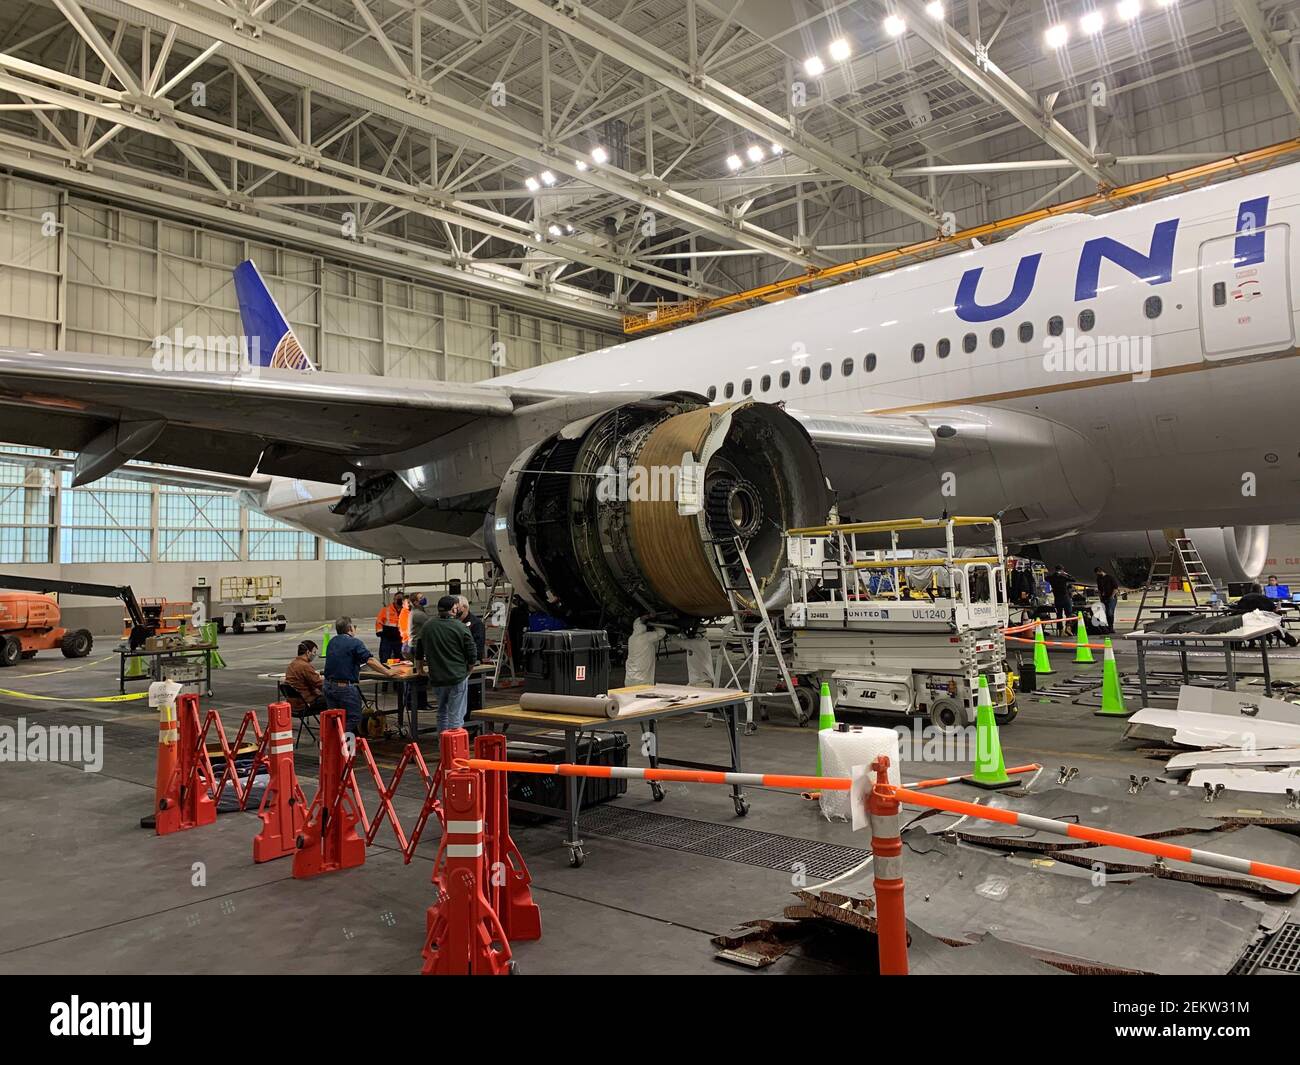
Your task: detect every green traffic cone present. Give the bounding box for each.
[815,681,836,775]
[965,675,1016,790]
[1074,613,1095,664]
[124,653,147,678]
[321,624,332,655]
[1095,637,1130,717]
[1032,625,1054,675]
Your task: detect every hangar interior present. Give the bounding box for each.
[2,0,1300,981]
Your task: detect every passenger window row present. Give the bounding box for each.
[704,300,1160,399]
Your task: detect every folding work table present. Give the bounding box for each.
[479,684,751,867]
[1124,615,1282,705]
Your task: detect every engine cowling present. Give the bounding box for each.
[1042,526,1269,585]
[491,394,832,630]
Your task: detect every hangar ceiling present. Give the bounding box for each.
[0,0,1297,327]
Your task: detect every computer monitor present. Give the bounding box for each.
[1264,584,1290,599]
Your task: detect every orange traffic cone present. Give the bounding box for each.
[152,680,181,822]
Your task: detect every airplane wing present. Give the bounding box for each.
[0,450,270,495]
[0,346,520,485]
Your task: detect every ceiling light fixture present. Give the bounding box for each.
[884,14,907,37]
[828,38,851,62]
[725,153,743,172]
[1044,23,1070,47]
[524,176,540,192]
[803,55,825,76]
[746,144,765,163]
[590,145,609,165]
[1080,10,1105,33]
[925,1,945,18]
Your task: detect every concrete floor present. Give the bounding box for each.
[1,608,1297,975]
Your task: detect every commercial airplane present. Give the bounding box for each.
[0,160,1295,625]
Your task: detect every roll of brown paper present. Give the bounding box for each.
[518,691,620,718]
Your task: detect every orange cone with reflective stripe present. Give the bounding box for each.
[154,692,179,820]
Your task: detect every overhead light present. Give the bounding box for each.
[547,224,562,237]
[575,159,589,171]
[725,153,743,172]
[540,170,556,186]
[770,143,783,155]
[1044,23,1070,47]
[564,224,575,234]
[925,1,945,18]
[803,55,825,76]
[884,14,907,37]
[746,144,765,163]
[1117,0,1141,18]
[590,145,609,164]
[1081,10,1105,33]
[1155,0,1176,6]
[828,38,851,62]
[524,176,540,192]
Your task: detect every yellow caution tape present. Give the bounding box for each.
[7,655,114,678]
[0,688,148,703]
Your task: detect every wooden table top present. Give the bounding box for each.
[478,684,749,728]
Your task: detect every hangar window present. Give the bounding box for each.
[841,358,854,376]
[760,374,771,392]
[820,362,832,380]
[1078,309,1095,331]
[990,327,1005,348]
[963,333,976,354]
[724,382,734,398]
[742,378,752,395]
[1018,321,1033,343]
[1048,315,1064,337]
[1144,295,1163,319]
[937,338,951,359]
[864,353,877,372]
[706,385,716,400]
[799,366,811,385]
[911,343,925,363]
[780,370,791,388]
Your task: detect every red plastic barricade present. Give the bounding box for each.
[253,701,307,863]
[155,693,217,835]
[292,710,367,878]
[475,733,541,942]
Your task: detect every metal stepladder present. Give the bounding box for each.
[1134,533,1218,628]
[483,569,519,688]
[710,535,803,734]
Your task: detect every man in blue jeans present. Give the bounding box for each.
[322,616,397,739]
[413,595,479,732]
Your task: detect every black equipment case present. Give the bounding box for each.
[521,629,611,697]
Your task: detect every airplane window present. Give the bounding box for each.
[1018,322,1033,343]
[760,374,771,392]
[799,366,811,384]
[911,343,925,363]
[1144,295,1163,319]
[937,338,951,359]
[780,370,791,388]
[706,385,717,401]
[990,327,1004,348]
[864,353,877,372]
[1078,309,1095,331]
[963,333,976,354]
[841,358,854,377]
[1048,315,1064,337]
[724,382,734,398]
[742,378,752,395]
[819,362,832,380]
[1212,283,1226,308]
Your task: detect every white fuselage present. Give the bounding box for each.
[257,162,1300,558]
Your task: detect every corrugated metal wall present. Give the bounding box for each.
[0,172,616,377]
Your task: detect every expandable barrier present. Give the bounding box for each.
[461,750,1300,974]
[292,710,367,878]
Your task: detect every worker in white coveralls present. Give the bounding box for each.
[624,616,665,686]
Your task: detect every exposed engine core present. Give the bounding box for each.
[492,394,831,629]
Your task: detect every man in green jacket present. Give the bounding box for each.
[413,595,480,731]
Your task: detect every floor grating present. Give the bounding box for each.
[1258,922,1300,974]
[580,805,870,879]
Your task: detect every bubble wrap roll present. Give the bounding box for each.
[819,726,901,822]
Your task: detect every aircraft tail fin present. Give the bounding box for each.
[233,260,315,371]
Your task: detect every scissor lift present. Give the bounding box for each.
[781,515,1017,728]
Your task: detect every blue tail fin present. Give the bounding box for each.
[233,260,315,372]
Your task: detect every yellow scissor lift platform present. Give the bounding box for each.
[216,575,287,634]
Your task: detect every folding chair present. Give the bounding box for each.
[279,682,319,746]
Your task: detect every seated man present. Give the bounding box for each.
[284,639,327,715]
